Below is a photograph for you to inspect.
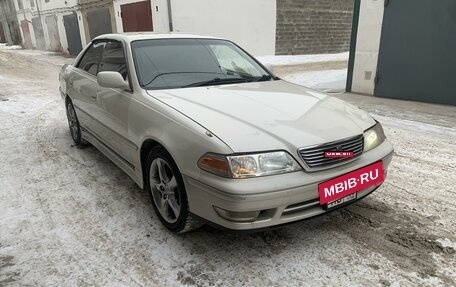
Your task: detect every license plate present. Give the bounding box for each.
[327,193,357,209]
[318,161,384,207]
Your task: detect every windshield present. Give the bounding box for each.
[131,38,273,89]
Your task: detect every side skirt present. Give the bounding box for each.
[81,127,144,188]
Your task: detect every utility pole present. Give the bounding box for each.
[167,0,173,32]
[35,0,41,20]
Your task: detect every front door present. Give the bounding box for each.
[71,40,135,165]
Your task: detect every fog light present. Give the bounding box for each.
[213,206,260,223]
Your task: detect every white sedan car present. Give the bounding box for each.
[59,33,394,233]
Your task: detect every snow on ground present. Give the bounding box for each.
[257,53,349,92]
[0,49,455,287]
[281,69,347,93]
[257,52,349,67]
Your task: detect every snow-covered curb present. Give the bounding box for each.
[0,43,22,50]
[257,52,349,67]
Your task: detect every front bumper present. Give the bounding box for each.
[184,140,394,231]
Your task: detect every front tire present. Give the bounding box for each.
[65,99,87,147]
[146,147,201,233]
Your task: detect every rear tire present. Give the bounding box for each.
[65,99,87,147]
[146,147,201,233]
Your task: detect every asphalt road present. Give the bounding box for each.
[0,48,455,287]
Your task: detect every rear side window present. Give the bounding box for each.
[99,41,128,80]
[77,42,106,76]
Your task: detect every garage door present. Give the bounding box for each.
[121,0,153,32]
[20,20,32,49]
[87,8,113,40]
[63,13,83,56]
[0,23,5,43]
[375,0,456,106]
[31,17,46,50]
[45,15,61,51]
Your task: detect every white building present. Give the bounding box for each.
[9,0,276,56]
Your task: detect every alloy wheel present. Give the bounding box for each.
[149,158,181,224]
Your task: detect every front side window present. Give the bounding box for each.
[99,41,128,80]
[77,41,106,76]
[131,38,272,90]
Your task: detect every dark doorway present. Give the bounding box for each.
[87,8,113,40]
[31,17,45,50]
[375,0,456,106]
[121,0,153,32]
[9,21,22,45]
[0,23,5,43]
[63,13,83,55]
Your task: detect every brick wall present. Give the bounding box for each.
[276,0,355,55]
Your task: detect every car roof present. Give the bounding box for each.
[93,32,226,43]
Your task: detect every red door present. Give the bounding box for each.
[20,20,32,49]
[121,0,153,32]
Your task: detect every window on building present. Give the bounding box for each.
[17,0,23,9]
[30,0,34,8]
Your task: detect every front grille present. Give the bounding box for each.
[298,134,364,170]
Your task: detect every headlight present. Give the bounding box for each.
[198,151,302,178]
[364,122,386,152]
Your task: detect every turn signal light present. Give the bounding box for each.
[197,153,231,178]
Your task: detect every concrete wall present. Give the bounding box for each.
[276,0,354,55]
[351,0,384,95]
[171,0,277,56]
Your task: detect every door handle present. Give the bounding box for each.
[90,94,97,101]
[68,79,73,87]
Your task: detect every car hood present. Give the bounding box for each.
[147,80,376,153]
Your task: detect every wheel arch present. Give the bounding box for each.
[139,138,175,190]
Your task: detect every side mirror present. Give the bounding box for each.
[97,71,129,90]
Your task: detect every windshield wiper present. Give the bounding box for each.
[143,72,221,87]
[183,77,250,88]
[250,74,273,82]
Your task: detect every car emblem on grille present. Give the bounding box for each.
[324,145,354,159]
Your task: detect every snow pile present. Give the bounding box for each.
[436,238,456,251]
[0,43,22,50]
[282,69,347,93]
[257,52,349,67]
